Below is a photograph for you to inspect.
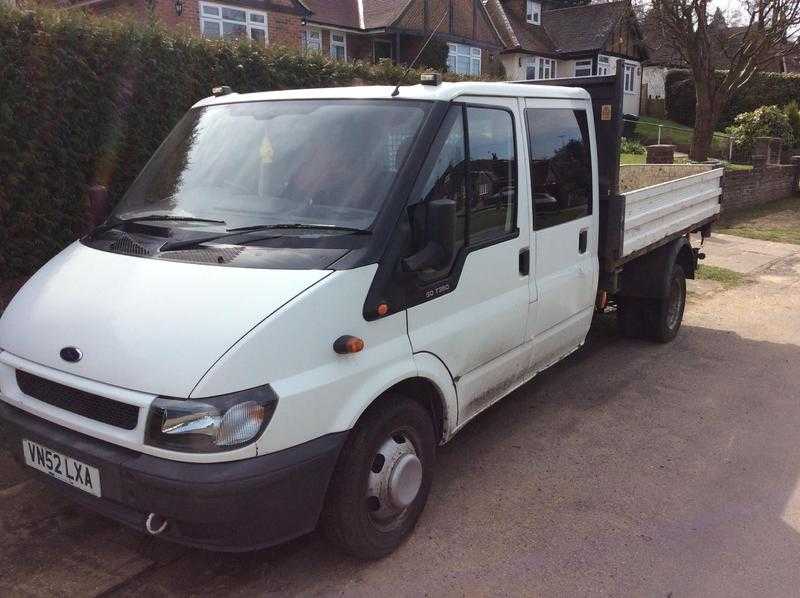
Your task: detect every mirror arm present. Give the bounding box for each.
[401,241,445,272]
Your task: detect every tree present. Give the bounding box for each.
[649,0,800,161]
[543,0,590,8]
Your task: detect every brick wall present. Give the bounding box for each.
[721,158,800,212]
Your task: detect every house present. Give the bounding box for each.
[56,0,506,76]
[641,10,800,102]
[484,0,648,115]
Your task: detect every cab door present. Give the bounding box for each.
[405,97,531,425]
[523,99,599,367]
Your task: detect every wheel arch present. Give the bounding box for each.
[346,353,457,445]
[618,236,694,299]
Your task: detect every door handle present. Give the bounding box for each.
[578,229,588,254]
[519,247,530,276]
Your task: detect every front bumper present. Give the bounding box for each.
[0,401,347,552]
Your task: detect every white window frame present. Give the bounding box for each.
[447,43,481,76]
[597,54,611,76]
[330,31,347,61]
[624,62,637,93]
[538,57,556,79]
[199,2,268,45]
[526,0,541,25]
[304,26,322,53]
[574,59,592,77]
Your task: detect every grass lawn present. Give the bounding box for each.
[620,153,645,165]
[695,264,745,288]
[718,195,800,245]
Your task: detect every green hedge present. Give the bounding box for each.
[665,69,800,129]
[0,7,470,280]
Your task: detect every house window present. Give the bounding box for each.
[624,63,636,92]
[330,31,347,60]
[526,0,541,24]
[538,57,556,79]
[447,44,481,76]
[199,2,267,44]
[574,59,592,77]
[374,40,392,62]
[303,27,322,53]
[597,55,610,76]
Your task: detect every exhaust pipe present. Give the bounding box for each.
[145,513,169,536]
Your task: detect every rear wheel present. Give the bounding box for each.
[646,263,686,343]
[320,395,436,559]
[617,263,686,343]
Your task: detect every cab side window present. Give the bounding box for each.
[413,105,468,272]
[466,107,517,245]
[525,108,592,230]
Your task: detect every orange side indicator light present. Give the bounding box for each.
[334,335,365,355]
[376,303,390,317]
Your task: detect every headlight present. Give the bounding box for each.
[146,385,278,453]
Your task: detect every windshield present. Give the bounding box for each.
[114,100,430,231]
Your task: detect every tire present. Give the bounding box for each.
[617,263,686,343]
[320,394,436,559]
[644,263,686,343]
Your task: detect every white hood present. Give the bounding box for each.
[0,243,329,397]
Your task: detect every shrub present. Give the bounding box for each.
[620,137,646,155]
[665,69,800,129]
[724,105,796,156]
[0,7,486,280]
[784,100,800,146]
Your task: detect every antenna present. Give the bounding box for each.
[391,9,450,97]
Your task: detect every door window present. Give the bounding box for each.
[410,104,517,278]
[525,108,592,230]
[466,107,517,245]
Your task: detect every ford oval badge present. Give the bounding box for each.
[60,347,82,363]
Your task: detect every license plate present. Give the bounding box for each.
[22,439,102,497]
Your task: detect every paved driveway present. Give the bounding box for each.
[2,250,800,597]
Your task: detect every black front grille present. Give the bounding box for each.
[16,370,139,430]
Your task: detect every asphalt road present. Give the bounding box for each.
[2,251,800,597]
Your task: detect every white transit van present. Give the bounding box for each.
[0,74,721,558]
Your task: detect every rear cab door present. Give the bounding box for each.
[523,97,599,368]
[405,95,532,425]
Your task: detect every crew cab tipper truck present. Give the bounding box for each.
[0,73,722,558]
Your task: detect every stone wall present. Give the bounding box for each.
[619,164,714,193]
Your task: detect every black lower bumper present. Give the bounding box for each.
[0,401,347,552]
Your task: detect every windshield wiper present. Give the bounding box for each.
[226,223,372,234]
[94,214,226,235]
[159,223,371,253]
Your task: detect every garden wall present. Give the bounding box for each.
[722,159,800,212]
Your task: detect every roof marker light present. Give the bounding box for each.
[420,72,442,87]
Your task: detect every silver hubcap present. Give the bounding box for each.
[366,433,422,528]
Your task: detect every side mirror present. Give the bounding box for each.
[87,184,110,229]
[402,198,457,272]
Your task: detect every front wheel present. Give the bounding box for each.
[320,395,436,559]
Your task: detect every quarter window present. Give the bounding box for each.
[199,2,267,44]
[525,108,592,230]
[574,59,592,77]
[447,44,481,76]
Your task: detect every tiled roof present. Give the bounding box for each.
[301,0,361,28]
[542,1,629,54]
[303,0,412,30]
